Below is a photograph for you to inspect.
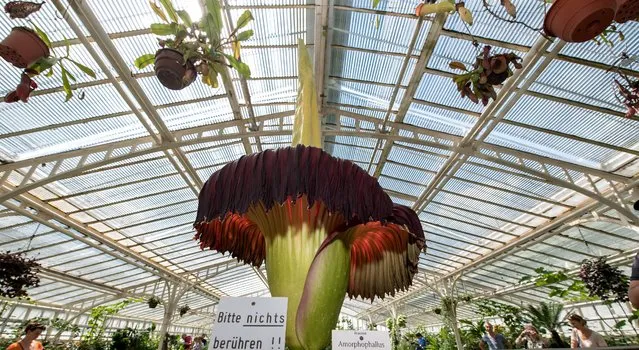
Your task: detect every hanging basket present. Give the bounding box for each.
[615,0,639,23]
[0,27,49,68]
[0,251,41,299]
[179,305,190,317]
[148,296,161,309]
[544,0,617,42]
[154,48,197,91]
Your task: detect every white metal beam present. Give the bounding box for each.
[363,175,639,315]
[3,193,226,302]
[58,0,203,197]
[369,12,445,177]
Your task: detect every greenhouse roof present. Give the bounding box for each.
[1,0,639,334]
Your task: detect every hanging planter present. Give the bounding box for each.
[450,45,522,105]
[4,1,45,19]
[134,0,254,91]
[0,251,41,299]
[0,27,49,68]
[544,0,617,43]
[148,296,161,309]
[153,48,197,91]
[615,0,639,23]
[179,305,190,317]
[579,257,628,302]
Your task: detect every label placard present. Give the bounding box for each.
[332,330,391,350]
[209,297,287,350]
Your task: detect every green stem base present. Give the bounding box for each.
[248,197,350,350]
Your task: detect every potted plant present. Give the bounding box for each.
[178,305,190,317]
[544,0,617,43]
[579,257,629,302]
[449,45,522,105]
[1,1,47,67]
[0,251,40,299]
[134,0,254,91]
[1,2,97,103]
[147,296,161,309]
[615,0,639,23]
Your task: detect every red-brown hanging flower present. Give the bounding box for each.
[4,70,37,103]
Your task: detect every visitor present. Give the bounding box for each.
[182,333,193,350]
[5,322,46,350]
[479,322,507,350]
[515,324,548,348]
[192,336,203,350]
[414,332,427,350]
[568,314,607,348]
[201,334,208,346]
[629,252,639,308]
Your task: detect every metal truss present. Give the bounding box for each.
[0,111,292,204]
[362,174,639,317]
[368,12,446,177]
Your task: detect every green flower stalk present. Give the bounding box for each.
[194,40,426,350]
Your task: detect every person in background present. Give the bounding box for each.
[515,324,548,348]
[192,336,203,350]
[479,322,507,350]
[569,314,607,348]
[414,333,427,350]
[6,322,46,350]
[201,334,208,347]
[629,252,639,308]
[182,333,193,350]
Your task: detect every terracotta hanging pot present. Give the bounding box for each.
[0,27,49,68]
[615,0,639,23]
[154,48,197,91]
[544,0,617,42]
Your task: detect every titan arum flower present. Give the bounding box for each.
[194,39,426,350]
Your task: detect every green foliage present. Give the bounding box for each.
[425,327,457,350]
[459,319,484,350]
[473,299,523,335]
[519,267,596,302]
[139,0,254,84]
[335,317,354,330]
[524,302,566,348]
[386,314,407,349]
[366,322,377,330]
[83,299,139,343]
[110,325,158,350]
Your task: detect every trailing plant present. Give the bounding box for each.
[2,4,96,102]
[0,251,40,298]
[83,298,138,343]
[386,314,407,350]
[579,257,629,302]
[148,296,161,309]
[524,302,566,348]
[335,316,354,330]
[519,267,595,302]
[449,45,522,105]
[178,304,190,317]
[135,0,253,89]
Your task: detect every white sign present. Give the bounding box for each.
[332,330,391,350]
[209,297,287,350]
